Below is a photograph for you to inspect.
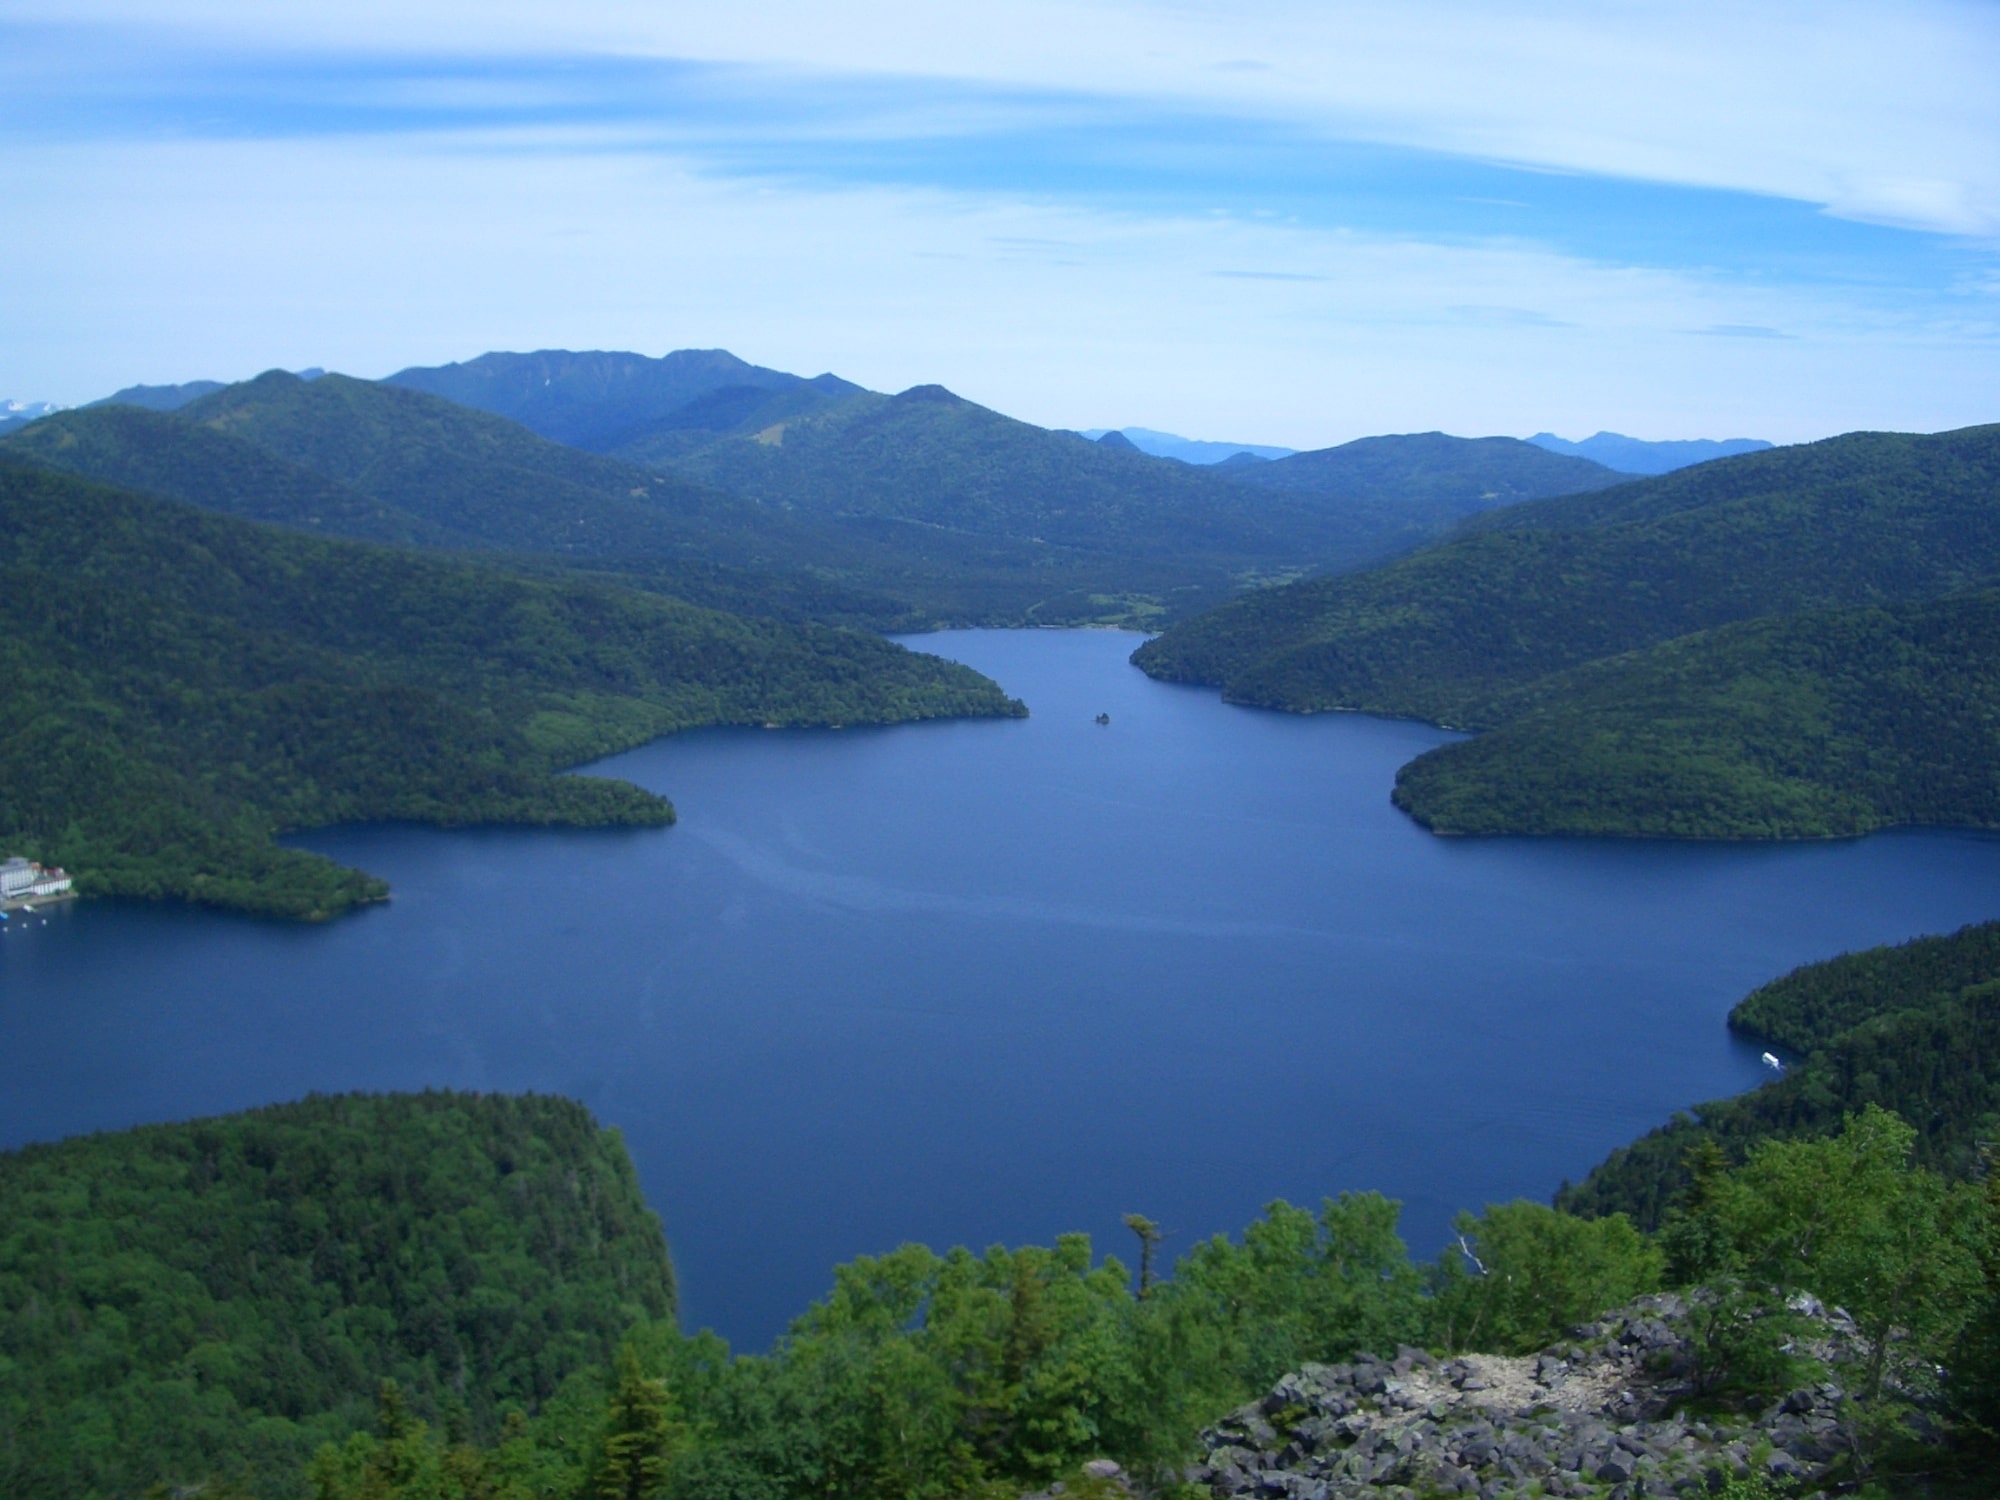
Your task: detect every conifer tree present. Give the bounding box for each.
[595,1344,678,1500]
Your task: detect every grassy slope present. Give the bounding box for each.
[0,461,1023,918]
[0,1092,674,1499]
[1391,589,2000,838]
[1134,425,2000,723]
[1560,922,2000,1228]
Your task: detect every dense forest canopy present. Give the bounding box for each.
[0,1093,675,1499]
[1390,588,2000,839]
[0,460,1021,917]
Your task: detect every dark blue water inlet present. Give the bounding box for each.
[4,629,2000,1349]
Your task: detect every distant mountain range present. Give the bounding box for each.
[1526,430,1773,474]
[372,349,1633,622]
[1079,428,1297,464]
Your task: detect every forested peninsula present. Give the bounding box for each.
[8,919,2000,1498]
[0,460,1022,919]
[1135,424,2000,840]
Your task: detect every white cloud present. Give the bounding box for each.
[11,0,1999,235]
[5,131,1993,441]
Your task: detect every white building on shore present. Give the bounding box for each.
[1,856,73,902]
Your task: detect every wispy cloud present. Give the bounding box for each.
[1693,324,1794,340]
[14,1,1999,235]
[1212,270,1330,282]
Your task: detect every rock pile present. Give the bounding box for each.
[1187,1293,1863,1499]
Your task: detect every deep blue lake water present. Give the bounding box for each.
[6,628,2000,1348]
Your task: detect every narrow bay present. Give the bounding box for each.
[6,627,2000,1347]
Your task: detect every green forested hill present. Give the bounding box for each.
[172,371,854,573]
[0,1092,675,1499]
[1134,424,2000,724]
[1391,589,2000,838]
[628,386,1625,581]
[0,461,1022,917]
[1560,921,2000,1228]
[0,403,454,547]
[1219,430,1620,531]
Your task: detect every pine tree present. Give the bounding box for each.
[595,1345,678,1500]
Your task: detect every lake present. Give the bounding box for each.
[5,627,2000,1348]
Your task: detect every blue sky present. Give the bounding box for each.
[4,1,1997,446]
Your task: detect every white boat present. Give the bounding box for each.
[1761,1051,1783,1071]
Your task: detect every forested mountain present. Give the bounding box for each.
[1561,920,2000,1228]
[3,373,950,627]
[1,403,454,548]
[1391,588,2000,838]
[0,1092,675,1499]
[1135,424,2000,724]
[385,348,826,452]
[0,460,1021,917]
[1218,431,1621,533]
[375,349,1646,622]
[1525,431,1772,475]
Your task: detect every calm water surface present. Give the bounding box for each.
[7,629,2000,1347]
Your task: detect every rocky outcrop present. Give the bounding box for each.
[1187,1293,1866,1499]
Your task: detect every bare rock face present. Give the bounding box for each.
[1186,1293,1873,1499]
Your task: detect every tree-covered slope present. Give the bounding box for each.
[1391,588,2000,838]
[1134,424,2000,724]
[0,1091,675,1500]
[1219,431,1621,530]
[632,381,1412,567]
[174,371,846,572]
[0,403,452,548]
[0,461,1023,918]
[1559,921,2000,1228]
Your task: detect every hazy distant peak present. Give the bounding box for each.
[1095,429,1140,451]
[86,381,225,413]
[1527,430,1774,475]
[1081,426,1297,464]
[384,347,818,451]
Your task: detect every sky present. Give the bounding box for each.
[3,0,1997,447]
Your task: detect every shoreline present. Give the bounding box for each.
[1,888,78,914]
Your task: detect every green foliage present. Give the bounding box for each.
[1563,922,2000,1227]
[30,1085,1990,1500]
[1694,1107,1987,1401]
[0,460,1021,917]
[1427,1200,1662,1354]
[595,1346,683,1500]
[0,1093,676,1500]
